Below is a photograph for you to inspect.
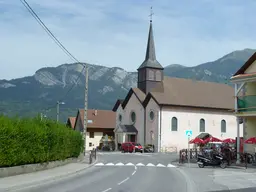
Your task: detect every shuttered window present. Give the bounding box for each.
[199,118,205,132]
[221,120,226,133]
[171,117,178,131]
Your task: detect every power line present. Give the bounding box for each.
[20,0,80,63]
[20,0,87,111]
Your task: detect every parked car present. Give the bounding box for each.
[133,143,143,153]
[121,142,135,153]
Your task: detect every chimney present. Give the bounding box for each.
[94,109,97,116]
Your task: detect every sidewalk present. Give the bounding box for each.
[0,159,97,191]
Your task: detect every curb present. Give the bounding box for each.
[3,157,98,192]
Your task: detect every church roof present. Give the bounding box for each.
[112,99,124,112]
[143,77,234,110]
[137,21,163,70]
[122,88,146,109]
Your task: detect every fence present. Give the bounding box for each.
[179,148,256,168]
[89,148,97,164]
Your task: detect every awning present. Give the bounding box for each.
[115,125,138,133]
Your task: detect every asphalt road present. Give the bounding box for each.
[10,152,256,192]
[14,152,192,192]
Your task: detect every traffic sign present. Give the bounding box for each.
[185,130,192,137]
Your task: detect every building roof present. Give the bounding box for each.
[77,109,116,129]
[112,99,124,112]
[232,52,256,76]
[137,21,163,70]
[119,125,138,133]
[143,77,235,110]
[67,117,76,129]
[122,88,146,109]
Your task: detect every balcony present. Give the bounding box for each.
[237,95,256,113]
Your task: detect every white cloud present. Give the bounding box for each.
[0,0,256,79]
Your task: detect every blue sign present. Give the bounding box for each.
[185,130,192,137]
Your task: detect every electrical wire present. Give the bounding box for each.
[20,0,87,112]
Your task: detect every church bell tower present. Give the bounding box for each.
[137,8,164,94]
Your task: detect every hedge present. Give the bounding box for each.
[0,115,84,167]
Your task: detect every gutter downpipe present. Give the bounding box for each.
[159,105,162,153]
[143,105,146,153]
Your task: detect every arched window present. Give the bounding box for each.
[130,111,136,124]
[171,117,178,131]
[221,120,226,133]
[148,70,155,80]
[199,118,205,132]
[155,70,162,81]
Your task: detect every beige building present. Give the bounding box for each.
[74,109,116,151]
[113,19,242,152]
[231,52,256,153]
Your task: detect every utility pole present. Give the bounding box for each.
[57,101,60,122]
[83,64,89,157]
[56,101,65,122]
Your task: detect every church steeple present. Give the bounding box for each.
[138,8,163,70]
[137,7,164,94]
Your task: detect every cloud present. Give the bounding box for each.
[0,0,256,79]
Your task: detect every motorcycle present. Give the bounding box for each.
[197,153,228,169]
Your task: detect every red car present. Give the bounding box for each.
[121,142,143,153]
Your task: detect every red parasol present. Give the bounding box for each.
[189,137,204,144]
[204,136,222,144]
[244,137,256,144]
[222,138,236,144]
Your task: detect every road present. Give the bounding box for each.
[9,152,256,192]
[14,152,192,192]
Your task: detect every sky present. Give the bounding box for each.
[1,0,256,80]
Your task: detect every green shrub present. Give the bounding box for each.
[0,115,84,167]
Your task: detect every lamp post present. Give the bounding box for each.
[56,101,65,122]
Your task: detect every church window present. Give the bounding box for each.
[118,114,122,122]
[148,70,155,80]
[130,111,136,124]
[171,117,178,131]
[149,110,155,121]
[221,120,226,133]
[155,70,162,81]
[199,119,205,132]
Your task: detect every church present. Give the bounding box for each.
[112,19,243,152]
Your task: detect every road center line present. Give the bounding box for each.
[132,170,136,175]
[134,166,137,170]
[117,177,130,185]
[102,187,112,192]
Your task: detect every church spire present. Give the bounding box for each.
[138,7,163,70]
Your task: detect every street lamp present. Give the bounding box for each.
[56,101,65,122]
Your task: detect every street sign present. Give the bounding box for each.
[185,130,192,137]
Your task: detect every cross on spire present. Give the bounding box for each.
[149,6,154,22]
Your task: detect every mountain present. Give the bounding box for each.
[0,48,255,122]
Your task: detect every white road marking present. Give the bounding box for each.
[134,166,137,170]
[125,162,134,166]
[156,163,165,167]
[136,163,145,166]
[167,164,176,168]
[117,177,130,185]
[105,163,114,166]
[132,170,136,175]
[146,163,155,167]
[102,188,112,192]
[115,162,124,166]
[95,163,104,166]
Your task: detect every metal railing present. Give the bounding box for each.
[237,95,256,112]
[179,148,256,169]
